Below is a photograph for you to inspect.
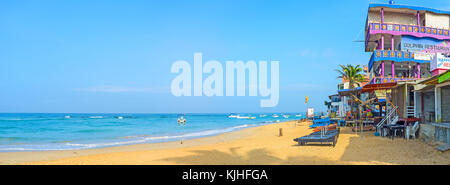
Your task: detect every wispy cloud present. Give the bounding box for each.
[73,86,169,93]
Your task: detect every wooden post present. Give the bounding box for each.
[279,128,283,137]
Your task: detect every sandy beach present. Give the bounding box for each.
[0,121,448,165]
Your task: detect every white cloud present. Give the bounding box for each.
[73,86,169,93]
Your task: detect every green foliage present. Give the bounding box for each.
[335,64,365,89]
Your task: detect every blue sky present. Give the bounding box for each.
[1,0,450,113]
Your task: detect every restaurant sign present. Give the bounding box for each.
[401,36,450,53]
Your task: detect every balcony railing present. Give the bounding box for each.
[372,76,422,84]
[368,22,450,40]
[368,50,431,71]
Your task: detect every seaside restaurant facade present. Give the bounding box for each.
[365,3,450,85]
[361,3,450,146]
[364,3,450,116]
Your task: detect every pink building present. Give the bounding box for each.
[364,2,450,84]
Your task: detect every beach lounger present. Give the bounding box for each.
[312,118,330,124]
[293,129,339,147]
[293,133,337,147]
[309,123,329,128]
[294,126,340,147]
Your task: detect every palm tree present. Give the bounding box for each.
[335,64,366,121]
[335,64,365,89]
[324,100,331,110]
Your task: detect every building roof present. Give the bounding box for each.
[420,70,450,85]
[369,3,450,15]
[337,87,362,96]
[361,82,397,93]
[328,94,339,98]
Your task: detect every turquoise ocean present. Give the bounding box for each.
[0,113,303,152]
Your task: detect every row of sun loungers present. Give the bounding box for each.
[293,127,340,147]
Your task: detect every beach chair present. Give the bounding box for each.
[310,118,331,128]
[406,121,419,140]
[293,127,339,147]
[293,133,337,147]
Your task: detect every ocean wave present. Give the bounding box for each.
[0,123,258,151]
[89,116,104,119]
[64,124,254,150]
[76,128,110,133]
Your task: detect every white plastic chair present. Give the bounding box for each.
[406,121,419,140]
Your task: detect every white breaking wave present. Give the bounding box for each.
[0,123,271,152]
[64,124,254,150]
[89,116,103,119]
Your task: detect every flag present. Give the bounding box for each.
[305,96,308,104]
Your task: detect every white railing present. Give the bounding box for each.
[376,105,399,134]
[406,106,415,117]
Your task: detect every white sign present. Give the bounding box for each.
[431,53,450,71]
[307,108,314,117]
[414,52,433,61]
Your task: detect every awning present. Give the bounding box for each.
[361,82,397,93]
[338,87,362,96]
[438,70,450,84]
[420,73,442,86]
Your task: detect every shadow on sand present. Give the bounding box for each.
[161,147,342,165]
[339,131,450,165]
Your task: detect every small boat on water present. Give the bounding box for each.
[295,114,302,117]
[177,114,186,126]
[272,114,279,118]
[237,115,256,119]
[89,116,103,119]
[228,114,238,118]
[117,116,123,119]
[282,114,290,119]
[65,115,70,119]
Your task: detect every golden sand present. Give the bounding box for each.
[1,121,449,165]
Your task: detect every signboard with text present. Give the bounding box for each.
[431,53,450,71]
[401,36,450,53]
[307,108,314,117]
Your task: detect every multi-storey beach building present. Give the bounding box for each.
[364,2,450,114]
[365,2,450,84]
[361,2,450,149]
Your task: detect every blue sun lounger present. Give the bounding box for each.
[310,118,331,128]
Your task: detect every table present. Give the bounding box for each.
[381,124,405,139]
